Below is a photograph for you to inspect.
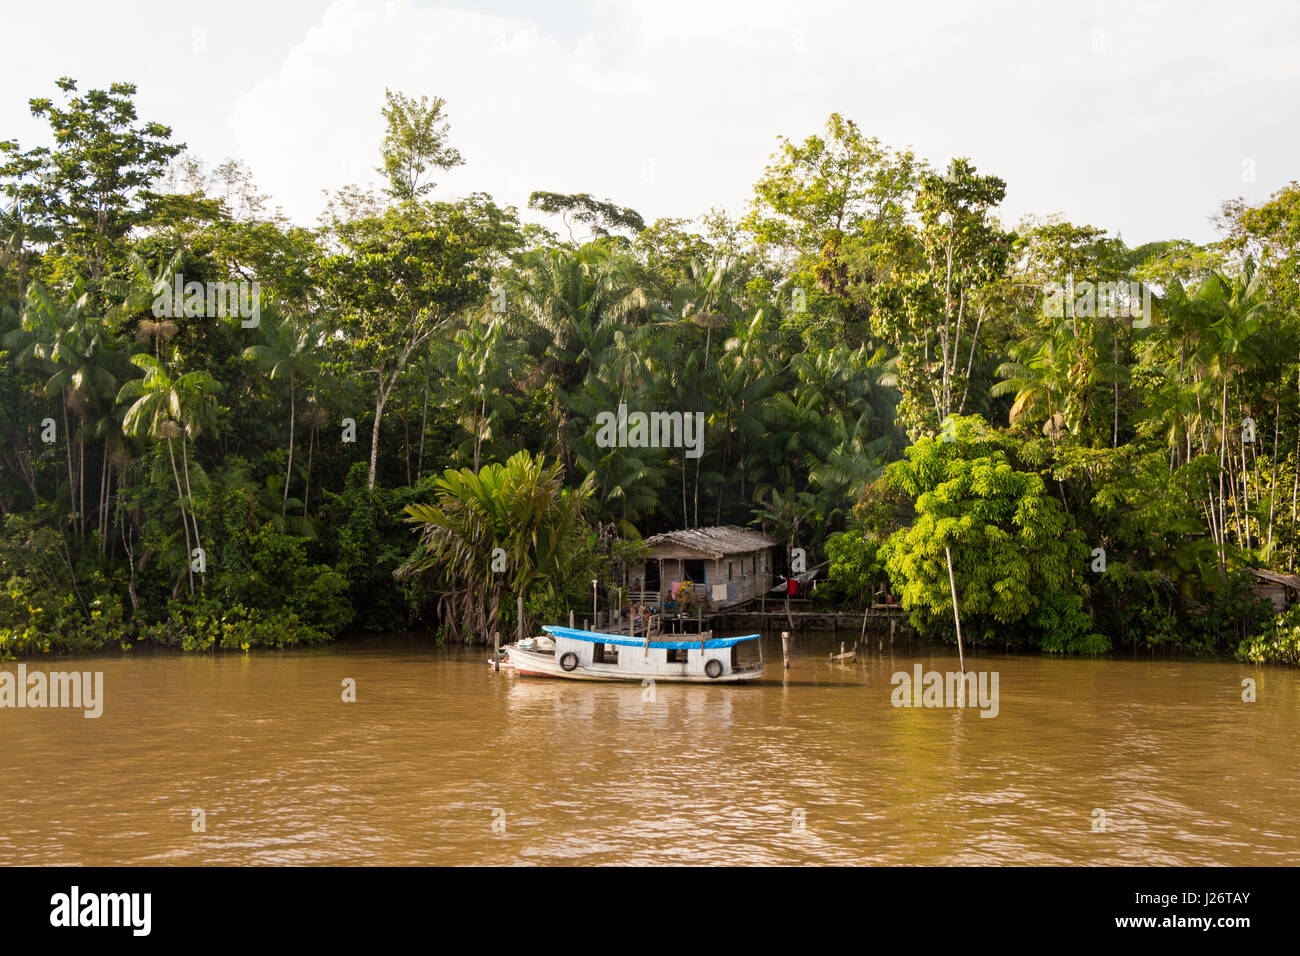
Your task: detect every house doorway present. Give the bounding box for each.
[644,560,660,595]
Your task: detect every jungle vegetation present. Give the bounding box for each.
[2,78,1298,662]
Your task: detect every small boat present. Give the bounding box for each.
[503,625,764,683]
[829,641,856,662]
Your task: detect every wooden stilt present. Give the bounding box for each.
[781,630,790,669]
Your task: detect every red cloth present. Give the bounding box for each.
[787,577,798,596]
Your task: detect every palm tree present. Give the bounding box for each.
[117,353,220,593]
[435,313,528,471]
[3,280,111,534]
[714,309,780,521]
[501,240,652,475]
[1190,265,1269,559]
[674,257,742,524]
[243,311,329,514]
[397,451,596,642]
[992,319,1073,443]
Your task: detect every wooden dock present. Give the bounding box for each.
[709,606,907,636]
[589,601,908,638]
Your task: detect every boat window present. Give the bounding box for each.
[666,648,688,664]
[593,642,614,663]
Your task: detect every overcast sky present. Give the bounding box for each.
[3,0,1297,244]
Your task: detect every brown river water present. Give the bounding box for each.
[1,630,1298,866]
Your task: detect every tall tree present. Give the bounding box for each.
[0,78,182,285]
[377,89,464,204]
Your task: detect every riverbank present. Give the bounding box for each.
[6,617,1298,667]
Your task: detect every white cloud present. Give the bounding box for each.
[137,0,1300,241]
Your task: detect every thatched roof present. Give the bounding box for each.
[1249,569,1300,590]
[643,525,778,558]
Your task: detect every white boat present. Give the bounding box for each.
[502,625,764,683]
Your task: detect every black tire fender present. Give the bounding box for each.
[705,658,723,679]
[560,652,579,672]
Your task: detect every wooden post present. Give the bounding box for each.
[492,630,499,672]
[945,545,966,674]
[781,630,790,669]
[569,609,575,629]
[592,579,598,628]
[517,595,524,643]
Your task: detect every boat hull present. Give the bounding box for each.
[503,644,763,684]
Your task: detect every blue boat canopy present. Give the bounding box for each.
[542,625,761,650]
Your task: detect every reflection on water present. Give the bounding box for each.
[1,632,1297,865]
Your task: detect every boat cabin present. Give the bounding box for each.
[507,626,763,683]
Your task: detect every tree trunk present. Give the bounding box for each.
[1289,430,1300,572]
[692,325,712,528]
[180,431,203,585]
[402,408,411,486]
[282,380,296,516]
[417,354,431,481]
[121,495,138,614]
[1112,325,1120,448]
[369,393,386,491]
[62,393,76,534]
[166,437,194,595]
[1267,407,1279,552]
[681,455,688,528]
[368,354,412,491]
[715,411,730,526]
[98,447,109,556]
[78,435,86,541]
[474,395,486,472]
[304,421,316,519]
[1218,377,1228,550]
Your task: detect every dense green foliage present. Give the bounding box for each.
[878,416,1104,653]
[2,80,1298,661]
[1238,603,1300,665]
